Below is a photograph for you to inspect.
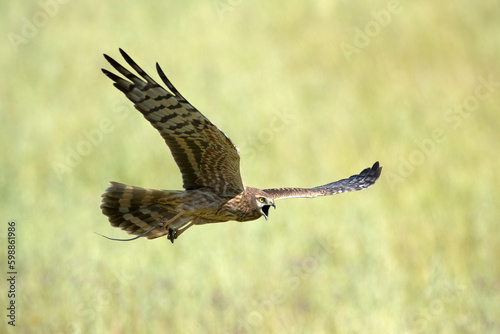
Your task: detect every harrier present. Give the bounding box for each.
[100,49,382,243]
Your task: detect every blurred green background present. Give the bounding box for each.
[1,0,499,333]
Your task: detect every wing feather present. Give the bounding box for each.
[264,162,382,200]
[102,49,244,195]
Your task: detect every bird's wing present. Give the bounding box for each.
[102,49,244,195]
[263,162,382,200]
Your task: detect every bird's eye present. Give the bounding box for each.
[258,197,265,203]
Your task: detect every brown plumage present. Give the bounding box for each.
[100,49,382,243]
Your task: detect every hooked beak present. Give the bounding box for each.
[262,201,276,220]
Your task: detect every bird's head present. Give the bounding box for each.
[255,195,276,220]
[244,187,276,220]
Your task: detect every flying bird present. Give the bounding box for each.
[99,49,382,243]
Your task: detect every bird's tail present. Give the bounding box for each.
[100,182,181,239]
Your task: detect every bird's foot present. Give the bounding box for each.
[168,227,176,244]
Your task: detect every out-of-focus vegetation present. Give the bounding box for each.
[1,0,499,333]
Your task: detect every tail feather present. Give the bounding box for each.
[100,182,181,239]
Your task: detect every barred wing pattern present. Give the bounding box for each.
[102,49,244,195]
[264,162,382,200]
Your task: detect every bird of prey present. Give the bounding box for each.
[99,49,382,243]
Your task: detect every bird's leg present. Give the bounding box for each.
[168,226,176,243]
[163,212,187,244]
[167,221,195,244]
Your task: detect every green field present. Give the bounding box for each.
[1,1,499,333]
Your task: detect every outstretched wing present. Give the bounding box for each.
[102,49,244,195]
[264,162,382,200]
